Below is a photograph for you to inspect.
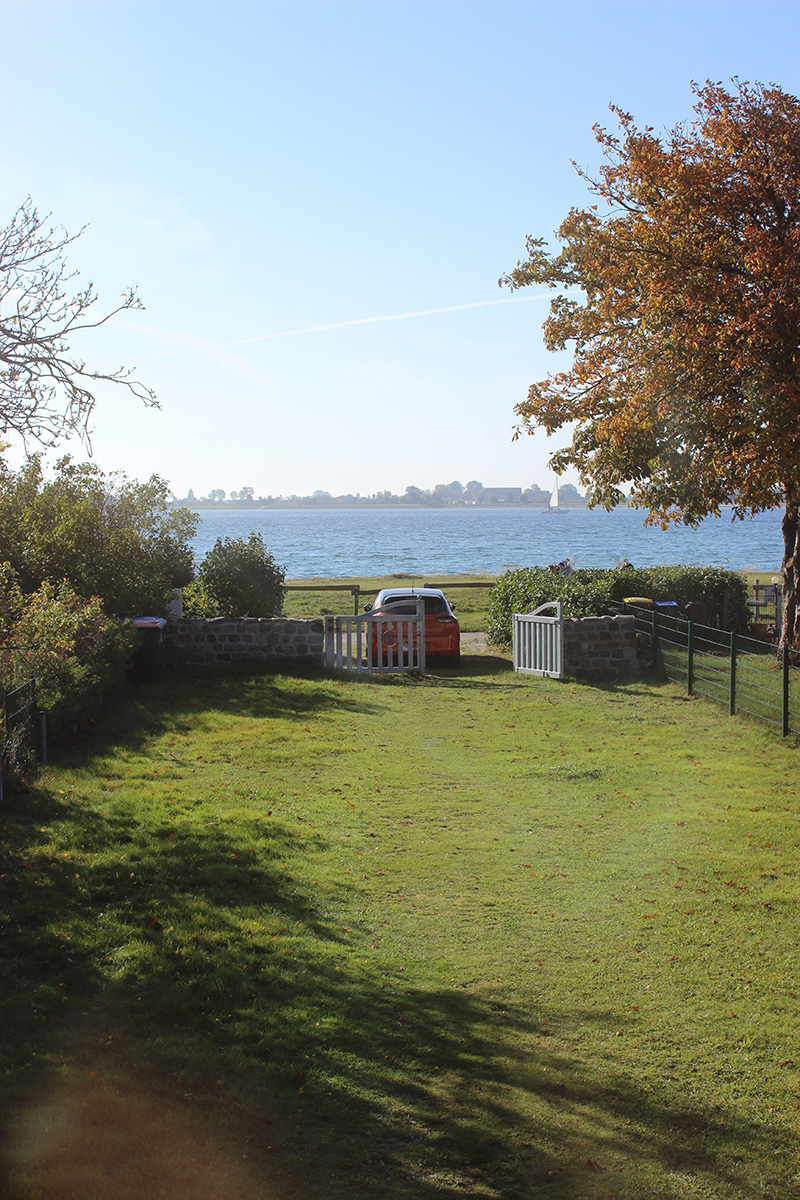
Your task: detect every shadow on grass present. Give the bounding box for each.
[2,789,791,1198]
[423,657,684,699]
[0,671,792,1199]
[48,665,391,767]
[310,654,519,694]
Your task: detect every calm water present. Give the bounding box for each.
[188,506,783,578]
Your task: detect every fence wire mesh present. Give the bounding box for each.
[618,605,800,737]
[2,678,38,777]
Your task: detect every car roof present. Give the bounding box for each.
[374,587,447,598]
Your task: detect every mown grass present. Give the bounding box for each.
[283,570,782,637]
[1,656,799,1199]
[283,574,496,632]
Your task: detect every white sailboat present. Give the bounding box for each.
[542,477,565,513]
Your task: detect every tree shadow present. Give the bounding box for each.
[47,666,390,767]
[1,669,793,1199]
[1,778,792,1199]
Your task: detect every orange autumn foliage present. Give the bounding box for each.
[503,80,800,644]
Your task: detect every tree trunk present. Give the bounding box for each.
[781,498,800,648]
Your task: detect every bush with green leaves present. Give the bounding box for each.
[0,456,198,616]
[180,580,223,619]
[194,534,285,617]
[0,571,136,738]
[487,564,750,645]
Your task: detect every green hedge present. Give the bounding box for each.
[487,565,751,645]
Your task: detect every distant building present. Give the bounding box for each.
[481,487,522,503]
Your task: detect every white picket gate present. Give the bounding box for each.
[512,600,564,679]
[324,598,426,674]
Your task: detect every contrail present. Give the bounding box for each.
[222,293,549,346]
[117,292,551,362]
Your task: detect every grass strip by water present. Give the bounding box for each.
[1,658,798,1199]
[283,574,496,632]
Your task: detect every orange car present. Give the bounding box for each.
[366,587,460,664]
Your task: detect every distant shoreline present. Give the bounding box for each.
[179,502,594,512]
[173,502,763,515]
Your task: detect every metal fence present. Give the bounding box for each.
[746,578,782,635]
[1,678,43,799]
[620,605,800,737]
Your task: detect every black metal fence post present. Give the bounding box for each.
[687,619,694,696]
[652,609,658,669]
[782,648,790,737]
[729,631,737,716]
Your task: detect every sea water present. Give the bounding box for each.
[188,506,782,579]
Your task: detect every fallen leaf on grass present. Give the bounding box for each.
[586,1158,603,1173]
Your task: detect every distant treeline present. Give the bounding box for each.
[171,480,588,509]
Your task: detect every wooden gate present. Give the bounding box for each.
[513,600,564,679]
[325,598,426,674]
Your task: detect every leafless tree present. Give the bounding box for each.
[0,197,157,449]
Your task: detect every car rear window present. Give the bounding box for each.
[380,594,449,614]
[422,596,448,613]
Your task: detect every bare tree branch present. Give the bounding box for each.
[0,197,157,450]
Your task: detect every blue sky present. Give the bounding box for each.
[2,0,799,498]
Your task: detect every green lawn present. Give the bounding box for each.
[283,574,496,632]
[1,655,798,1199]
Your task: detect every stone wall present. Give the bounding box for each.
[162,613,638,677]
[163,617,324,669]
[562,615,639,678]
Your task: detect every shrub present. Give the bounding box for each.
[196,534,285,617]
[0,562,23,636]
[487,564,750,645]
[180,580,223,619]
[0,577,136,738]
[0,456,198,616]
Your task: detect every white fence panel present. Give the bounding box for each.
[513,600,564,678]
[325,598,426,674]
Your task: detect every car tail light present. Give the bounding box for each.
[435,616,456,625]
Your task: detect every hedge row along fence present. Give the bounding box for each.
[487,565,751,646]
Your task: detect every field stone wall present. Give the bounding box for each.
[164,617,324,669]
[562,615,639,678]
[162,614,637,676]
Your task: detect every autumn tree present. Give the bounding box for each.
[501,80,800,645]
[0,197,156,449]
